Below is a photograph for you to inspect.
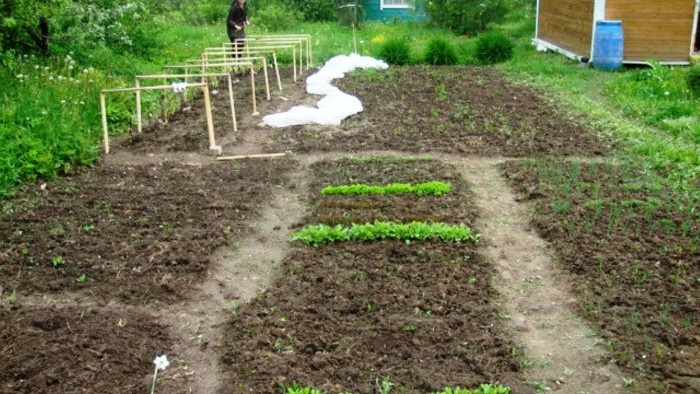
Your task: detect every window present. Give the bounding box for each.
[381,0,411,9]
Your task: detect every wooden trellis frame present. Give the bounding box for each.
[100,82,218,155]
[162,61,263,115]
[135,72,238,134]
[183,55,274,95]
[248,34,313,69]
[223,34,312,76]
[203,46,293,87]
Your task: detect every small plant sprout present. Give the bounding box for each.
[52,256,65,267]
[151,354,169,394]
[376,377,395,394]
[75,274,87,284]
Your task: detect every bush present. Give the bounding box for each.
[288,0,337,22]
[254,3,304,32]
[181,0,230,25]
[475,31,513,64]
[687,65,700,96]
[424,37,458,65]
[50,1,164,56]
[426,0,508,36]
[378,37,411,65]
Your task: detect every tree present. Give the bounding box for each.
[0,0,63,54]
[425,0,508,36]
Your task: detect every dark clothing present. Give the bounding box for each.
[227,1,248,42]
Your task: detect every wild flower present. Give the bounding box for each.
[151,354,169,394]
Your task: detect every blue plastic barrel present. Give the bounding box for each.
[592,20,624,70]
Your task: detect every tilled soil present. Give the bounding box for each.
[0,305,170,394]
[0,160,294,304]
[221,158,532,393]
[501,159,700,393]
[264,66,612,156]
[0,62,690,394]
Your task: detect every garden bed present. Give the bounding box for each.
[501,159,699,393]
[221,157,532,393]
[265,66,612,157]
[0,159,294,304]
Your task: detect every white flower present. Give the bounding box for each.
[154,355,169,371]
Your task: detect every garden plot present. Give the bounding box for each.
[221,157,533,393]
[501,159,699,393]
[0,305,170,393]
[0,160,294,304]
[264,66,611,157]
[119,67,302,154]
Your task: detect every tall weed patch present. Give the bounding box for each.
[606,62,700,144]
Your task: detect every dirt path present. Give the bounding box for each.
[455,156,625,393]
[152,162,308,393]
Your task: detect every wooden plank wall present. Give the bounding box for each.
[606,0,696,62]
[537,0,594,56]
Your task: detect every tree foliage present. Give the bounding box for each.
[1,0,167,57]
[425,0,508,36]
[0,0,60,54]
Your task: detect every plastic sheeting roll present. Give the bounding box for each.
[263,53,388,127]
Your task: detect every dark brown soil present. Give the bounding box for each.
[500,159,700,393]
[1,60,687,394]
[0,160,294,304]
[264,66,612,156]
[0,304,170,394]
[221,158,533,393]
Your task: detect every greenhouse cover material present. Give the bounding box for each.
[263,54,388,127]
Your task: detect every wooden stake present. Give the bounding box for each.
[272,52,282,91]
[202,84,216,149]
[100,92,109,154]
[216,152,291,161]
[262,58,270,100]
[136,79,142,133]
[250,67,258,116]
[227,74,237,132]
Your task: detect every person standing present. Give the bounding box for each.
[227,0,249,57]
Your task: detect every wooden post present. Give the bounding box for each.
[100,92,109,154]
[227,74,237,132]
[250,67,258,116]
[202,84,216,149]
[162,76,168,124]
[272,52,282,91]
[292,46,297,82]
[136,79,142,133]
[216,152,291,161]
[262,58,270,100]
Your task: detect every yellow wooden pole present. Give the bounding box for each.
[227,74,237,132]
[136,79,142,134]
[250,67,258,116]
[100,92,109,154]
[202,84,216,150]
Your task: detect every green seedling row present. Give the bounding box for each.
[292,220,479,246]
[321,181,452,197]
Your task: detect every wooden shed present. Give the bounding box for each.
[363,0,426,22]
[533,0,700,64]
